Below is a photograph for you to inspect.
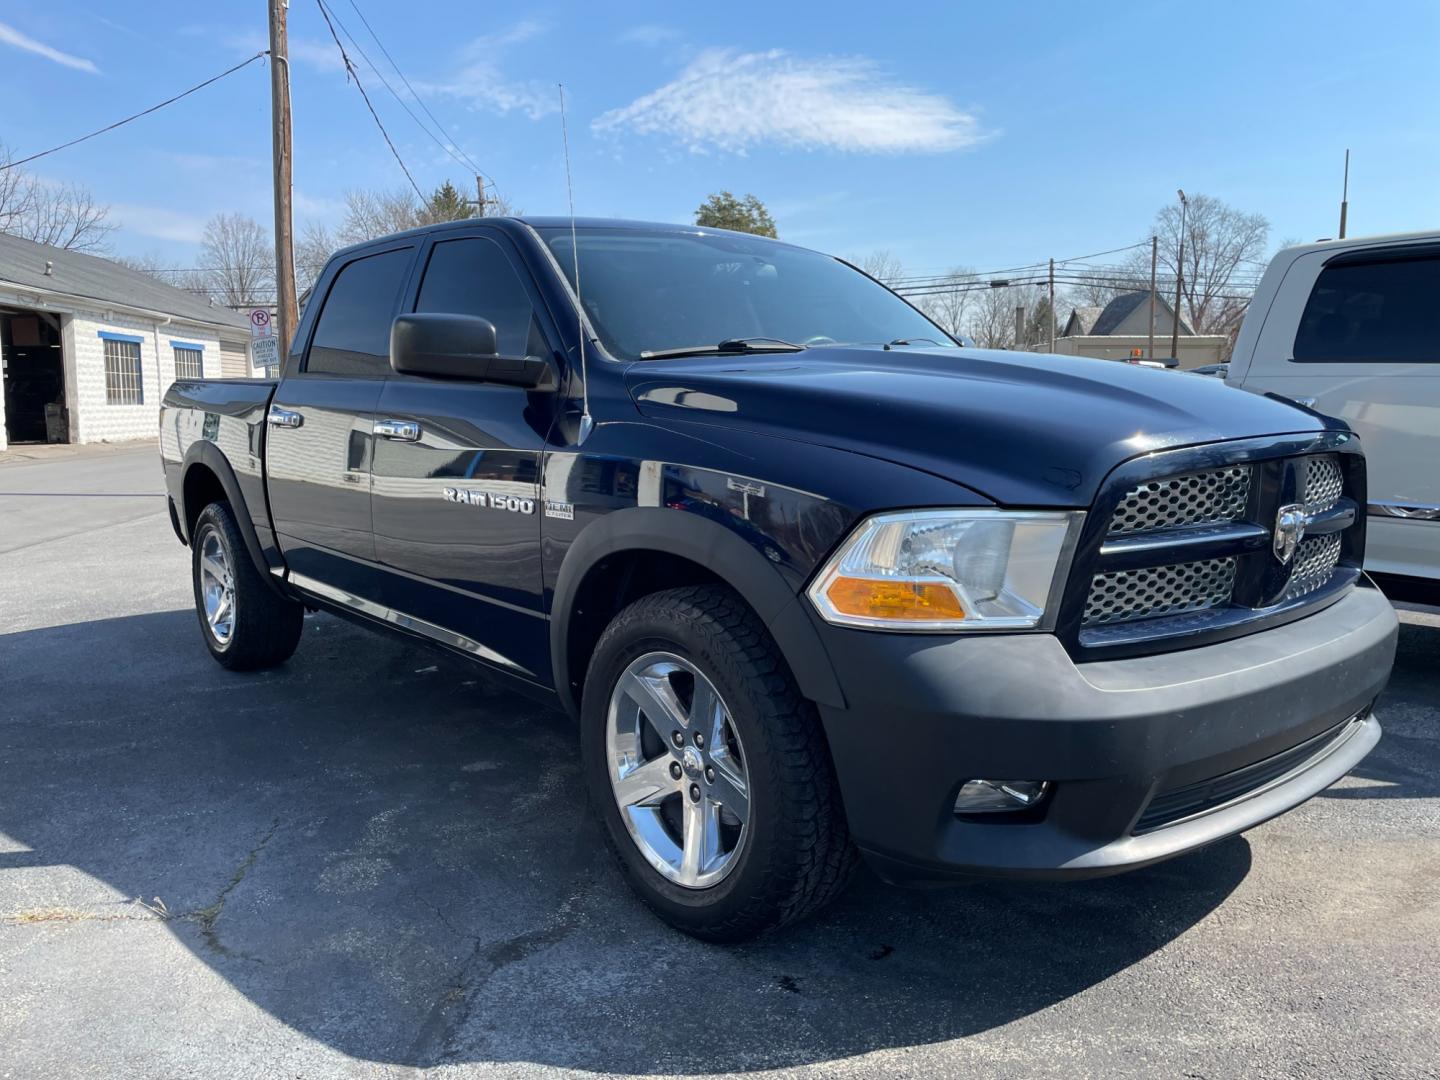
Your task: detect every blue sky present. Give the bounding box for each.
[2,0,1437,277]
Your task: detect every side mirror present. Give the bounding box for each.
[390,313,554,389]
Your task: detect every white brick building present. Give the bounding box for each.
[1,233,251,451]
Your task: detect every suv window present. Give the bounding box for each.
[414,237,547,358]
[1293,253,1440,363]
[305,248,413,376]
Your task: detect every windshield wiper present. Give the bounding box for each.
[885,337,947,349]
[639,337,806,361]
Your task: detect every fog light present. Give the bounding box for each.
[954,779,1050,814]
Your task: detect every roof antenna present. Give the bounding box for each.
[558,83,592,443]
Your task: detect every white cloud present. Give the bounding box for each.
[225,31,345,73]
[593,49,985,154]
[473,19,548,48]
[294,190,346,221]
[418,23,556,119]
[618,24,682,47]
[288,38,349,74]
[109,204,210,244]
[0,21,99,73]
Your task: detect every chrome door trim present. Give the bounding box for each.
[374,419,421,442]
[266,405,304,428]
[286,570,531,676]
[1368,501,1440,521]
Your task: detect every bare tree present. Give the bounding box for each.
[335,188,423,246]
[855,249,906,287]
[295,222,337,297]
[200,213,274,307]
[965,284,1053,350]
[913,267,977,339]
[1129,193,1269,337]
[967,286,1018,349]
[0,144,115,253]
[111,251,169,279]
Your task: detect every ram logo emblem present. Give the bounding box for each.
[1273,503,1308,564]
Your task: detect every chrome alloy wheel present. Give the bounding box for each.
[198,526,236,646]
[606,652,751,889]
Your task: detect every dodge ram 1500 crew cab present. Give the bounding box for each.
[161,217,1397,940]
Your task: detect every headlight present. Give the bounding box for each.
[807,509,1081,631]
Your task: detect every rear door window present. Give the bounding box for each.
[305,247,414,376]
[1293,253,1440,363]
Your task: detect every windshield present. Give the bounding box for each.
[539,227,953,361]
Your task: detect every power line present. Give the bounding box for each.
[889,240,1156,288]
[342,0,492,186]
[314,0,425,201]
[321,0,488,186]
[0,52,269,172]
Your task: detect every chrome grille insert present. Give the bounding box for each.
[1303,455,1343,513]
[1282,533,1342,602]
[1108,467,1251,535]
[1084,557,1237,626]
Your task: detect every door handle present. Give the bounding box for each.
[266,406,304,429]
[374,419,421,442]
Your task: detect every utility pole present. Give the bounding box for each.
[1339,149,1350,239]
[1170,189,1188,364]
[475,174,486,217]
[1147,235,1158,360]
[1047,257,1056,352]
[1014,304,1026,351]
[268,0,298,357]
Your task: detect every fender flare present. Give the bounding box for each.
[549,506,846,718]
[179,442,286,596]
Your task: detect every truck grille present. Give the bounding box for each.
[1073,442,1363,650]
[1085,557,1237,626]
[1303,455,1343,513]
[1108,466,1251,534]
[1282,534,1343,601]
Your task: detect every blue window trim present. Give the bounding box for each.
[169,340,206,351]
[97,331,144,344]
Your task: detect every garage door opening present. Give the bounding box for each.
[2,310,68,444]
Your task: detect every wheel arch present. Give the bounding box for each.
[179,442,285,597]
[550,507,846,719]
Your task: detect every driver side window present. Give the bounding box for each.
[414,237,547,358]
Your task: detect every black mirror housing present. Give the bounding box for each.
[390,313,554,389]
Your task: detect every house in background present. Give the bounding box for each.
[1044,290,1228,369]
[0,233,251,451]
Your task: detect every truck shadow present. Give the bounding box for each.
[4,607,1421,1073]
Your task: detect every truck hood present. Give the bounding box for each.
[626,346,1337,506]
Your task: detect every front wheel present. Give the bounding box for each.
[581,585,857,940]
[190,502,303,671]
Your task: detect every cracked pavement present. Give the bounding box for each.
[1,441,1438,1078]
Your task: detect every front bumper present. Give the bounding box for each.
[813,583,1397,884]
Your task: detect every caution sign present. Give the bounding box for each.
[249,336,280,372]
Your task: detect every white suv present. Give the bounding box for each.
[1228,231,1440,606]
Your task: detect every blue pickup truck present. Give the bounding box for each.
[160,217,1396,940]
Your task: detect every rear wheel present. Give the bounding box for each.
[581,585,857,940]
[190,502,303,671]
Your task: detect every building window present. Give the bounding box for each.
[173,345,204,379]
[103,338,144,404]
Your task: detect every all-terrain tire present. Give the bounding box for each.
[190,501,303,671]
[581,584,858,941]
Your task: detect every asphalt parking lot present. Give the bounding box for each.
[1,440,1437,1079]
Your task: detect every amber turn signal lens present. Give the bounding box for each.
[824,577,966,621]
